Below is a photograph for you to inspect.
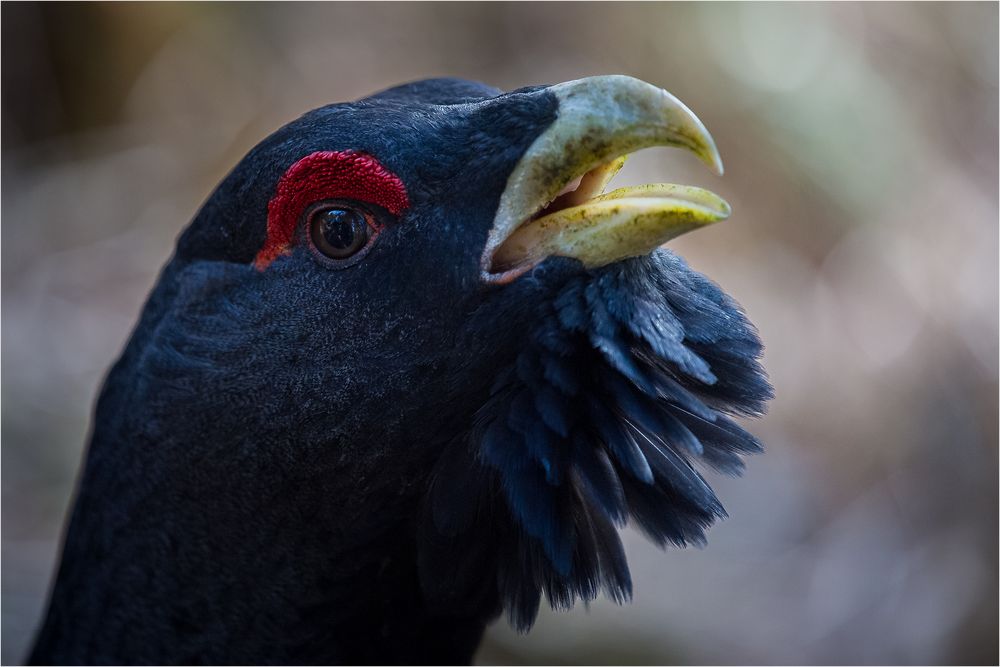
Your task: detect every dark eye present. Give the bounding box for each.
[309,206,373,261]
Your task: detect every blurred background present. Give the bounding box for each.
[2,2,997,664]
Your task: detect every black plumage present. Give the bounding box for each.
[29,76,771,665]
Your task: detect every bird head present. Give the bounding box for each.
[104,76,771,636]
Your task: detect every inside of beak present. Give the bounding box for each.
[489,155,730,278]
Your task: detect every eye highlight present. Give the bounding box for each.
[306,203,378,266]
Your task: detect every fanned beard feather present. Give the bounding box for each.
[418,249,773,630]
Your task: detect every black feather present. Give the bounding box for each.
[419,250,771,633]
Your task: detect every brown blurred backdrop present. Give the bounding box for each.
[2,2,997,664]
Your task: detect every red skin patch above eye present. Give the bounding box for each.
[254,150,410,269]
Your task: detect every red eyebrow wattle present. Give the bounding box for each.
[254,151,409,269]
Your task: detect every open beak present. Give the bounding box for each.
[482,75,730,283]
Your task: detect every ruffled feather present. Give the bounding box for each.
[419,250,773,630]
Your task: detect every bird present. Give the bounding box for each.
[28,75,772,665]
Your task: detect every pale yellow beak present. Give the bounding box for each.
[482,75,729,282]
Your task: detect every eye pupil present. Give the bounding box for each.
[311,207,370,259]
[320,209,364,250]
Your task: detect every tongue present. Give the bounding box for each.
[537,156,629,217]
[553,174,584,200]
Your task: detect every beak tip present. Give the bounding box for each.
[702,139,725,176]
